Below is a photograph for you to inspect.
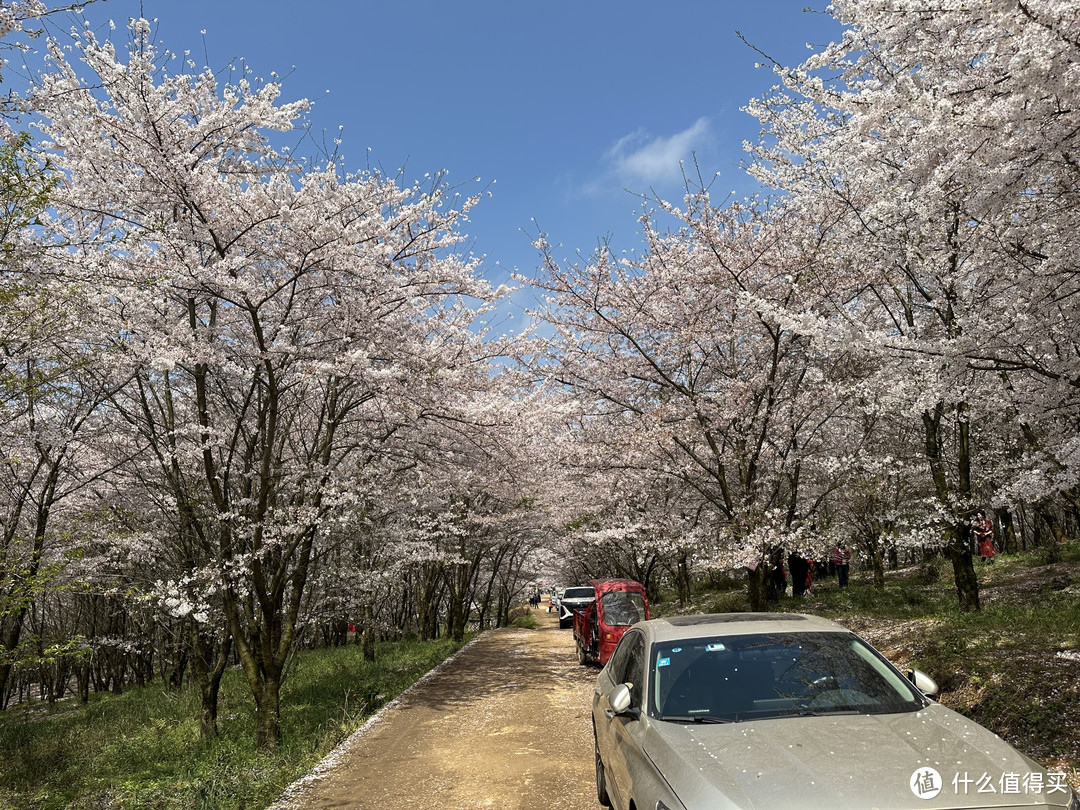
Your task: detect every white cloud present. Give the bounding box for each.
[603,117,713,187]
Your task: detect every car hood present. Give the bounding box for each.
[643,703,1063,809]
[560,598,593,611]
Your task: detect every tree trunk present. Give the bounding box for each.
[447,598,467,643]
[165,627,188,691]
[418,564,443,641]
[0,661,11,711]
[0,487,59,708]
[496,590,509,628]
[254,676,282,752]
[190,622,232,738]
[445,556,480,643]
[361,602,376,663]
[997,508,1018,554]
[1038,506,1067,545]
[77,659,90,704]
[947,533,980,612]
[200,676,222,739]
[675,552,692,608]
[747,565,768,612]
[922,402,980,611]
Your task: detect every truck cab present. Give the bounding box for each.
[572,578,649,666]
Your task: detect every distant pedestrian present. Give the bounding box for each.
[831,544,852,587]
[771,560,787,598]
[788,551,810,597]
[974,511,995,564]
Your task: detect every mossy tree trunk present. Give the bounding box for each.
[923,400,980,612]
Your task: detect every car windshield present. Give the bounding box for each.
[650,631,926,722]
[600,591,646,627]
[563,588,594,599]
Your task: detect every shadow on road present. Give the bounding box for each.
[270,606,600,810]
[403,610,594,715]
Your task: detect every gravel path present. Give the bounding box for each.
[268,608,598,810]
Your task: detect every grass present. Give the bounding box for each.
[0,635,468,810]
[511,612,540,629]
[654,543,1080,780]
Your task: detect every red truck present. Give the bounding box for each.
[572,578,650,666]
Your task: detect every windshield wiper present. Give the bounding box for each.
[661,714,734,724]
[783,706,861,717]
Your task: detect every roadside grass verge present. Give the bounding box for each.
[511,612,540,629]
[0,635,468,810]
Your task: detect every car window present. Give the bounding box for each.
[607,633,634,683]
[563,587,594,599]
[608,631,645,708]
[650,631,926,722]
[599,591,647,627]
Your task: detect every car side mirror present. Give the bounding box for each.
[609,683,633,715]
[907,668,939,698]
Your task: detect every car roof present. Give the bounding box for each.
[633,612,849,644]
[588,578,646,595]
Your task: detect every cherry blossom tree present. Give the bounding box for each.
[529,195,853,610]
[741,0,1080,610]
[528,1,1078,615]
[403,374,553,641]
[0,132,130,706]
[26,19,503,750]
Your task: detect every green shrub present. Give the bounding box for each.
[511,613,539,629]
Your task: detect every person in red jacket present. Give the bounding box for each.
[831,544,852,587]
[974,511,995,564]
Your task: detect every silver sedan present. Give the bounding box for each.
[592,613,1079,810]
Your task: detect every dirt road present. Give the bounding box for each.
[269,608,599,810]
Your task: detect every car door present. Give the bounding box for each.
[597,629,646,809]
[595,632,632,781]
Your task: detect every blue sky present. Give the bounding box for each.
[29,1,843,321]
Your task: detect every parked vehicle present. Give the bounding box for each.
[592,612,1080,810]
[572,578,649,666]
[547,587,560,613]
[557,585,595,628]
